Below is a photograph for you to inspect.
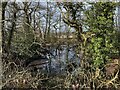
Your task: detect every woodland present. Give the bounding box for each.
[1,1,120,89]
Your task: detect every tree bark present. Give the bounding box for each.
[0,2,2,89]
[2,2,7,53]
[7,2,17,53]
[44,2,49,40]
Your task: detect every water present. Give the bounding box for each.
[46,45,80,74]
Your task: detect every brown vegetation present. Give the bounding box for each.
[105,58,120,77]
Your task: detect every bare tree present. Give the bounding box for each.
[2,2,7,53]
[0,1,3,89]
[7,2,18,52]
[57,2,84,42]
[44,2,49,40]
[22,2,32,33]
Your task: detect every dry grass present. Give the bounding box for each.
[63,59,120,89]
[2,59,49,89]
[2,57,120,89]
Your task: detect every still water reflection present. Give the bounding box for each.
[46,45,80,74]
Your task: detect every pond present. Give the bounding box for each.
[41,45,81,75]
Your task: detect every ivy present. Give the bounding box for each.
[84,2,119,68]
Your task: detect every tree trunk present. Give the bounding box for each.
[47,13,51,40]
[7,2,17,53]
[44,2,48,40]
[77,25,83,42]
[23,2,31,33]
[0,2,3,89]
[2,2,7,53]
